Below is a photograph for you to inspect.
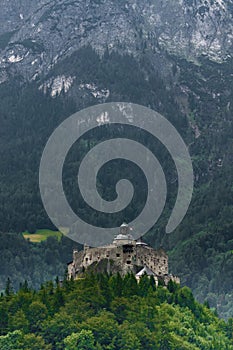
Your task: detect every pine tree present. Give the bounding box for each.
[5,277,13,297]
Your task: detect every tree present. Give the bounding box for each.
[117,327,141,350]
[0,303,8,335]
[82,310,118,347]
[109,272,123,297]
[64,330,96,350]
[5,278,13,297]
[22,333,52,350]
[149,275,156,291]
[110,297,130,324]
[138,274,151,297]
[167,280,179,294]
[0,330,23,350]
[9,310,29,333]
[122,274,138,297]
[0,330,51,350]
[27,301,48,332]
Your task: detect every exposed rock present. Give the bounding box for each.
[0,0,232,81]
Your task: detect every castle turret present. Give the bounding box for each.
[113,222,134,246]
[120,222,129,235]
[73,249,79,261]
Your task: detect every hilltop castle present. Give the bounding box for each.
[67,223,180,286]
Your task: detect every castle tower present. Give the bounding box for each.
[113,222,134,246]
[73,249,79,261]
[119,222,129,235]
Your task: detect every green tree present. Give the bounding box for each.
[83,310,118,348]
[64,330,96,350]
[109,272,123,297]
[122,274,138,297]
[0,330,23,350]
[138,274,151,297]
[27,301,48,332]
[9,310,29,333]
[0,303,9,335]
[5,278,14,297]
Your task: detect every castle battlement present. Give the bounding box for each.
[67,223,180,286]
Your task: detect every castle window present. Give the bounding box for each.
[123,245,133,254]
[126,260,131,264]
[116,253,120,257]
[164,260,166,264]
[85,258,88,262]
[106,255,109,258]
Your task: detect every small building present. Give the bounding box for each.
[136,266,159,285]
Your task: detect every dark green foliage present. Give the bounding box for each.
[0,46,232,318]
[64,329,97,350]
[5,278,13,297]
[138,274,151,297]
[0,232,76,292]
[0,274,232,349]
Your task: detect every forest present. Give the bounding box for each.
[0,273,232,349]
[0,46,232,318]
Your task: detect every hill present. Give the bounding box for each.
[0,273,232,349]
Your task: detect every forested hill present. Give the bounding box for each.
[0,46,232,318]
[0,273,233,350]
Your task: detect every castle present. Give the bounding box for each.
[67,223,180,286]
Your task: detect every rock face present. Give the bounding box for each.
[0,0,232,81]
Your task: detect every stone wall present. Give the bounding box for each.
[68,241,169,279]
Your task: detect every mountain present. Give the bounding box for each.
[0,0,232,319]
[0,0,233,82]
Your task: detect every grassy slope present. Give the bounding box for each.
[23,229,62,242]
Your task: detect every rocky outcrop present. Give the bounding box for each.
[0,0,232,81]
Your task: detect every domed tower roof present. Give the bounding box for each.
[119,222,130,236]
[113,222,135,245]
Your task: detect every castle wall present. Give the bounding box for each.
[69,242,169,278]
[135,245,168,276]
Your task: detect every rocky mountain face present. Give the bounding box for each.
[0,0,232,82]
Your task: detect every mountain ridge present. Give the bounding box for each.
[0,0,232,83]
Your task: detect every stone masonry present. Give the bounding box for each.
[67,223,180,286]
